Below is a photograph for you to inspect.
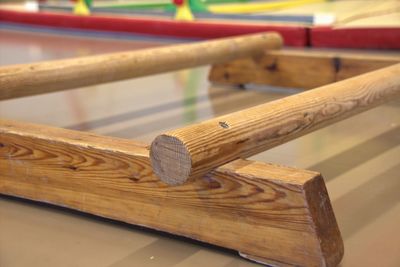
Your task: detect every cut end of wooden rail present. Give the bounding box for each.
[150,134,191,185]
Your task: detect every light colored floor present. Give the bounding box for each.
[0,29,399,267]
[269,0,400,27]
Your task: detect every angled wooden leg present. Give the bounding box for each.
[235,163,343,267]
[0,119,343,266]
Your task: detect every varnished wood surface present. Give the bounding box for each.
[0,32,281,100]
[0,118,343,266]
[209,49,400,89]
[151,64,400,185]
[0,29,399,267]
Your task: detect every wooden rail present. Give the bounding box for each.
[0,32,282,100]
[0,118,343,267]
[209,49,400,89]
[150,64,400,185]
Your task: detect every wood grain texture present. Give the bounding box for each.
[209,49,400,89]
[0,119,343,267]
[151,64,400,185]
[0,32,282,100]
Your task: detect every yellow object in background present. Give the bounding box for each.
[209,0,326,14]
[175,0,194,21]
[74,0,91,16]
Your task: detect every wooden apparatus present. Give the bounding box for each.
[150,64,400,185]
[0,119,343,267]
[1,36,400,266]
[0,32,282,100]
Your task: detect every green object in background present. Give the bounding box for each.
[107,2,172,10]
[206,0,248,3]
[85,0,93,8]
[103,0,249,12]
[189,0,209,12]
[164,0,209,13]
[181,69,202,124]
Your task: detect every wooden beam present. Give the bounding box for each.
[0,119,343,267]
[151,64,400,185]
[209,49,400,89]
[0,32,282,100]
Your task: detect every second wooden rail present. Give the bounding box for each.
[0,32,282,100]
[150,63,400,185]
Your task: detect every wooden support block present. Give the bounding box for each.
[0,32,282,100]
[209,50,400,89]
[0,119,343,267]
[151,64,400,185]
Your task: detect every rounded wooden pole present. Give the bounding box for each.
[150,63,400,185]
[0,32,282,100]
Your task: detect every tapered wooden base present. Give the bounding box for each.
[209,50,400,89]
[0,119,343,266]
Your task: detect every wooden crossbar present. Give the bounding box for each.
[0,119,343,267]
[0,32,282,100]
[209,49,400,89]
[150,64,400,185]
